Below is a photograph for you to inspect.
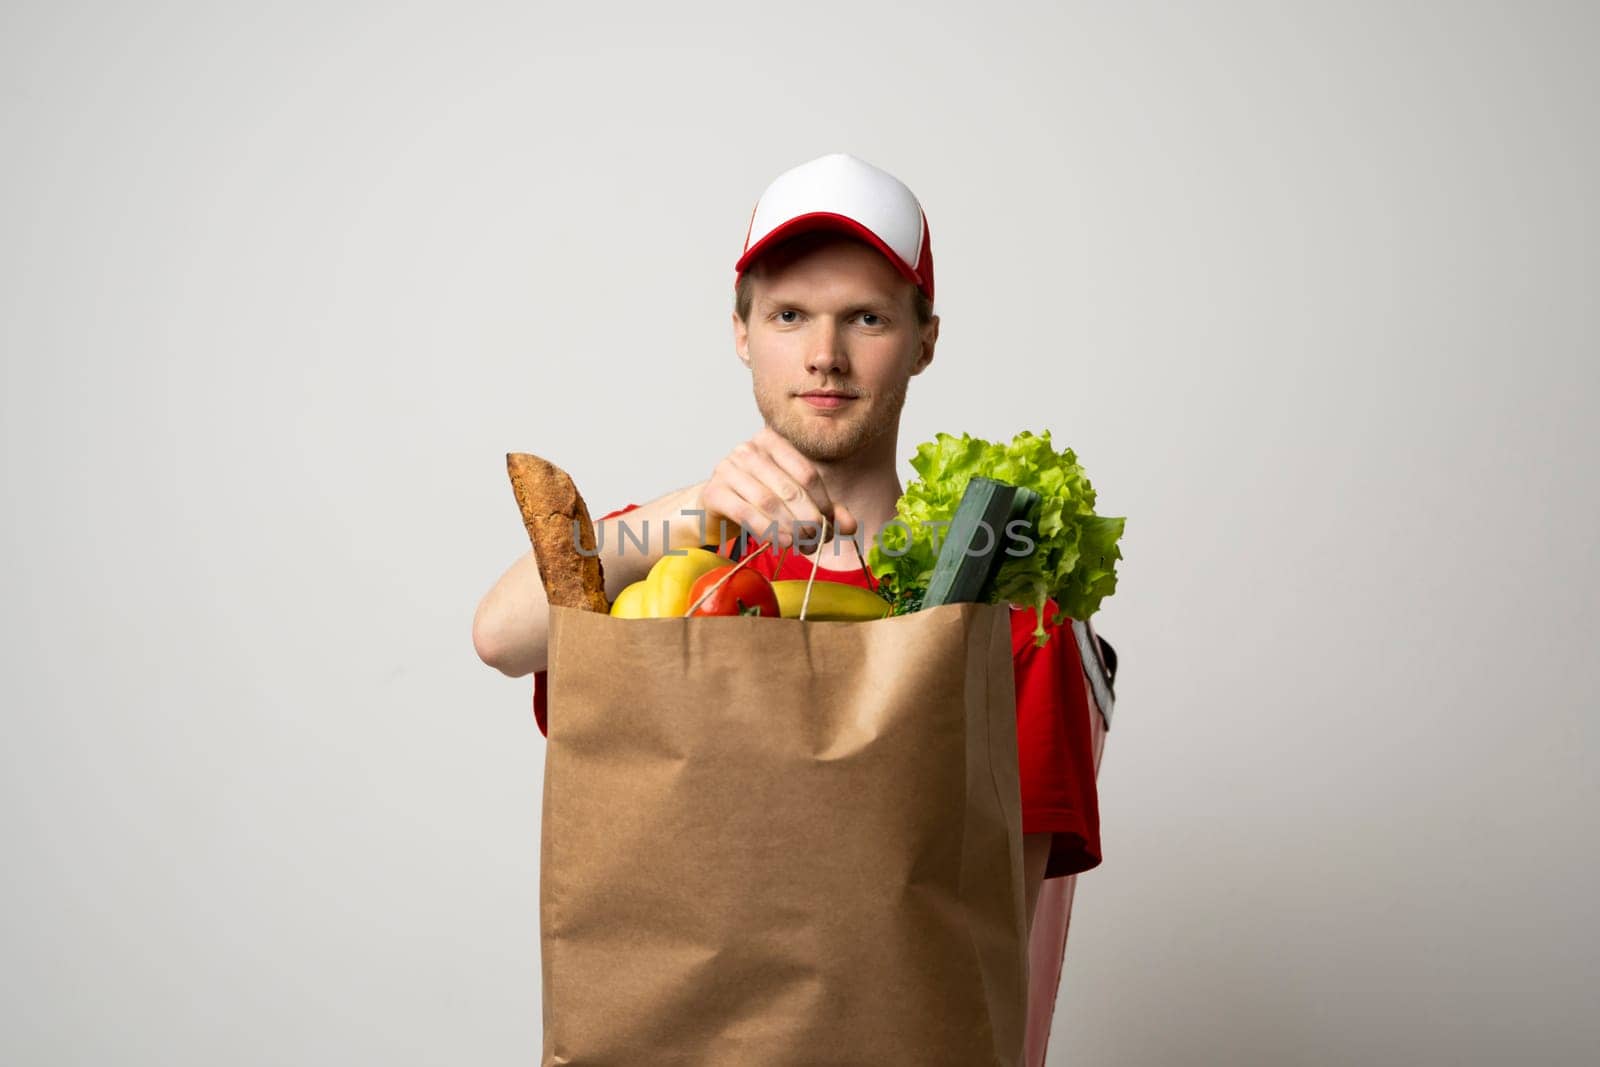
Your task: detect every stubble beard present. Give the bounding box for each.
[753,375,909,463]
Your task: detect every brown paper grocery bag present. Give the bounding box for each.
[540,601,1029,1067]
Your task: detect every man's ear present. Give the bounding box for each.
[732,311,752,368]
[911,313,939,376]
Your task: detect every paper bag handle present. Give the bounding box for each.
[689,518,874,621]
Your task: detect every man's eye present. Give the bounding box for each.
[777,310,799,323]
[859,313,882,327]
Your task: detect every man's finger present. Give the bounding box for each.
[713,459,799,548]
[737,444,828,543]
[830,501,860,539]
[757,429,851,539]
[700,481,778,551]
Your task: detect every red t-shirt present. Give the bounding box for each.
[533,504,1103,878]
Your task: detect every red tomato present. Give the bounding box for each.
[687,564,781,618]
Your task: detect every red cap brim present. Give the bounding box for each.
[733,212,927,298]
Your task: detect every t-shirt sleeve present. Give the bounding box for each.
[1012,604,1105,879]
[532,502,642,737]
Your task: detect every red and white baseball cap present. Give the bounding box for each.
[734,152,935,307]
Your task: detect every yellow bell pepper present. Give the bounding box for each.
[609,547,727,618]
[607,580,648,619]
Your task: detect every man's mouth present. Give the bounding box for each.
[797,389,859,410]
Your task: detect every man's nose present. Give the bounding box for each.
[805,318,849,377]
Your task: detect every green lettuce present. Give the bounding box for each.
[867,430,1125,644]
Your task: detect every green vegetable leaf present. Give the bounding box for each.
[868,430,1125,641]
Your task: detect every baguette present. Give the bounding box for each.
[505,453,610,614]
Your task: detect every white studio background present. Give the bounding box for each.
[2,3,1595,1065]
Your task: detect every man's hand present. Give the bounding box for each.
[697,427,859,553]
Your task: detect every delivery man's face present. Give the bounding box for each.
[733,235,936,463]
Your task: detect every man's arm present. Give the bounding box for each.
[472,480,713,677]
[1024,832,1051,938]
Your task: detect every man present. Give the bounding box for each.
[473,152,1101,940]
